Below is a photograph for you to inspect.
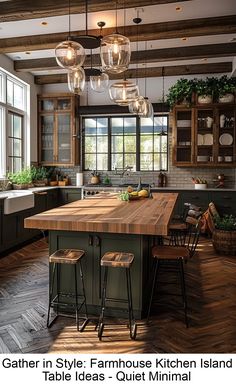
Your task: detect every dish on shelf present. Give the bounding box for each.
[197,134,204,145]
[219,133,233,146]
[203,133,213,146]
[197,156,209,162]
[177,120,191,127]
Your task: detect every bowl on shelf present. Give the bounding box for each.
[197,156,209,162]
[177,120,191,127]
[194,183,207,189]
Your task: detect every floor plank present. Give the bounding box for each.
[0,237,236,353]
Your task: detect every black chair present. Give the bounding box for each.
[47,249,89,331]
[147,216,201,327]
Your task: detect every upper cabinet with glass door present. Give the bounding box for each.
[38,94,79,166]
[173,103,236,167]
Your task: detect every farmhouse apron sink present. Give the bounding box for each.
[3,190,34,214]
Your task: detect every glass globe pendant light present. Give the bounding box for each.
[55,0,85,69]
[55,40,85,69]
[129,95,145,113]
[139,97,153,118]
[90,72,109,93]
[67,67,85,95]
[109,79,139,106]
[100,1,131,74]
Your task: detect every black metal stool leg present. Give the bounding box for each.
[179,261,189,328]
[57,263,60,315]
[146,260,160,323]
[74,264,79,330]
[47,262,57,327]
[78,262,89,332]
[126,268,137,340]
[98,267,108,340]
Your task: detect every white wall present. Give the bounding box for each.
[0,54,41,163]
[42,72,229,106]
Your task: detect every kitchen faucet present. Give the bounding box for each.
[114,165,133,177]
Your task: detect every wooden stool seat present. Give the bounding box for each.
[101,252,134,268]
[169,222,188,231]
[49,249,85,264]
[152,245,190,261]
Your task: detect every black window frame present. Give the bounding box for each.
[82,114,169,172]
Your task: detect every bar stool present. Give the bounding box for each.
[47,249,89,332]
[97,251,137,340]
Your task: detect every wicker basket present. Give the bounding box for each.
[212,229,236,255]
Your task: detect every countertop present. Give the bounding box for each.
[24,192,178,236]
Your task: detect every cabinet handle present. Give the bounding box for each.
[88,235,93,246]
[223,196,231,200]
[35,192,48,195]
[94,235,100,247]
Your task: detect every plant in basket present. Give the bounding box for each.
[8,168,33,189]
[212,214,236,255]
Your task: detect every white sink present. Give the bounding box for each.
[3,190,34,214]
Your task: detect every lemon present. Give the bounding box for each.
[138,189,149,197]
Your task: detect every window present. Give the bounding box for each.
[83,114,168,171]
[0,68,29,177]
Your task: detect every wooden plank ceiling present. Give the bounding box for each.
[0,0,235,84]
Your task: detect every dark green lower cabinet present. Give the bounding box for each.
[49,230,151,319]
[60,189,81,204]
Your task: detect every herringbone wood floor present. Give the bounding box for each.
[0,237,235,353]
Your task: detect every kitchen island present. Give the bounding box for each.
[24,193,178,319]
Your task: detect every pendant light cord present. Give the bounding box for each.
[144,40,147,97]
[85,0,88,34]
[68,0,71,35]
[115,0,118,33]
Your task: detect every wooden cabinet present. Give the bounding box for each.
[172,104,236,167]
[38,94,80,166]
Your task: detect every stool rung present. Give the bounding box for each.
[104,297,129,304]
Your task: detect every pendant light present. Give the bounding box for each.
[109,78,139,106]
[139,42,153,118]
[89,22,109,93]
[100,1,131,74]
[90,72,109,93]
[55,0,85,69]
[158,67,168,135]
[129,14,145,114]
[67,67,85,95]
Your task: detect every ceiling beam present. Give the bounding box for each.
[2,15,236,54]
[0,1,190,22]
[14,43,236,72]
[34,62,232,84]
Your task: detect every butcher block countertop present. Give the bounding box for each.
[24,192,178,236]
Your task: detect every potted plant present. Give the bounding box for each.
[194,77,215,104]
[166,78,194,109]
[217,75,236,103]
[212,214,236,255]
[192,177,207,189]
[90,170,100,185]
[8,167,33,189]
[31,166,48,187]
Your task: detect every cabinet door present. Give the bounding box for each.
[217,106,235,165]
[181,191,209,212]
[60,189,81,204]
[2,214,18,248]
[47,189,59,209]
[195,108,215,164]
[209,192,236,216]
[56,113,72,164]
[39,114,55,164]
[173,108,194,166]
